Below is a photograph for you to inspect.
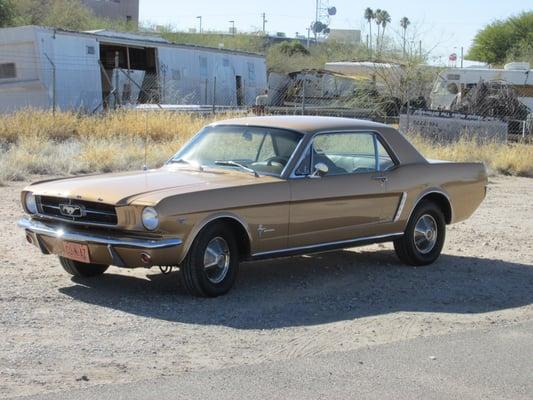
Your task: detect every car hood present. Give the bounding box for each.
[26,166,279,206]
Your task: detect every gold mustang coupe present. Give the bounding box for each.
[18,116,487,297]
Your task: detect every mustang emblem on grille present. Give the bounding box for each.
[59,204,85,217]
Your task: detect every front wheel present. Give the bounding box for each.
[180,223,239,297]
[59,257,109,277]
[394,201,446,266]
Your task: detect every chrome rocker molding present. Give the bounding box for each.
[18,217,182,249]
[250,232,403,260]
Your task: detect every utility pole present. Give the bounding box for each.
[306,27,311,48]
[261,12,267,34]
[229,20,235,36]
[419,40,422,59]
[460,46,464,68]
[196,16,202,33]
[314,0,319,42]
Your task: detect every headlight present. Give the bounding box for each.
[141,207,159,231]
[25,192,37,214]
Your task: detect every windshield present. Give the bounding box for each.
[170,125,303,177]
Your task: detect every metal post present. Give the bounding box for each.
[212,77,217,114]
[262,12,267,34]
[204,78,208,105]
[44,53,56,115]
[197,16,202,33]
[301,80,306,115]
[314,0,319,42]
[114,51,120,109]
[460,47,464,68]
[406,99,411,132]
[125,46,132,103]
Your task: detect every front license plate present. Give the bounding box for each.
[63,242,91,264]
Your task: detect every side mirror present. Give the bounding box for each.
[310,162,328,178]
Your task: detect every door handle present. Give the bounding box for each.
[372,176,388,183]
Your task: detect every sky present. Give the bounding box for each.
[139,0,530,63]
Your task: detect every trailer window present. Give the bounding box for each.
[0,63,16,79]
[247,62,256,84]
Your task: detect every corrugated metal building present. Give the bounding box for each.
[0,26,267,113]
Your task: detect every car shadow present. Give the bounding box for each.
[59,249,533,329]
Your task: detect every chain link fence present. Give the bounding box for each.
[0,62,531,141]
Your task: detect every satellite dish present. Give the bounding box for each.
[328,6,337,16]
[312,21,326,33]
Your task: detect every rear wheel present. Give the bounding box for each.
[180,223,239,297]
[394,201,446,266]
[59,257,109,277]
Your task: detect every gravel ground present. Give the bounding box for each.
[1,176,532,399]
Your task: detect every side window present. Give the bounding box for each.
[376,140,395,171]
[294,148,311,176]
[312,132,377,175]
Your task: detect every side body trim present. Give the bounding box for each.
[393,192,408,222]
[250,232,403,260]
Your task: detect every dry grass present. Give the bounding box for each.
[0,110,532,183]
[407,135,533,177]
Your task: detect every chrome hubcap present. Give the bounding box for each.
[414,214,438,254]
[203,237,230,284]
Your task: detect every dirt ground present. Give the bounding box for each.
[1,176,532,399]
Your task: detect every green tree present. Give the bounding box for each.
[379,10,391,54]
[11,0,49,26]
[364,7,374,56]
[42,0,95,31]
[374,9,382,51]
[0,0,14,27]
[400,17,410,57]
[277,40,310,56]
[468,11,533,65]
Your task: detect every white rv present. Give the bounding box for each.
[0,26,267,113]
[430,62,533,112]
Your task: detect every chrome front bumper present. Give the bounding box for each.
[18,216,183,267]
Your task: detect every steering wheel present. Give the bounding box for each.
[265,156,288,167]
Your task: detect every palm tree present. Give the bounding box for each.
[379,10,391,54]
[400,17,411,57]
[364,8,374,56]
[374,9,382,53]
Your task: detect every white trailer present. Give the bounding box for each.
[0,26,267,113]
[430,62,533,112]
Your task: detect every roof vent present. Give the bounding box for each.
[504,62,530,71]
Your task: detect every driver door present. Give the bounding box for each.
[288,131,397,248]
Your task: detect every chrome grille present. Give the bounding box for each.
[37,196,118,225]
